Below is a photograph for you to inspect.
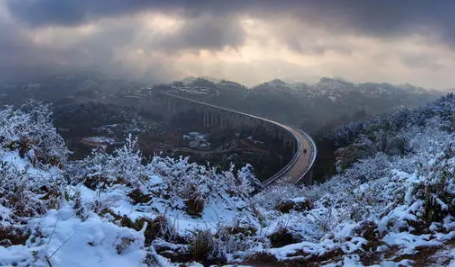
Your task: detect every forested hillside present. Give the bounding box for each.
[169,77,444,132]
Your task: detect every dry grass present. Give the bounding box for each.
[188,230,225,264]
[268,226,301,248]
[0,226,29,247]
[128,189,152,205]
[276,199,314,213]
[121,215,177,246]
[245,247,344,267]
[185,193,205,217]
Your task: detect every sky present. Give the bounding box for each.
[1,0,455,88]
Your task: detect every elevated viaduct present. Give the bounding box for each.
[140,91,317,186]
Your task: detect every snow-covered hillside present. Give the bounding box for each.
[0,102,260,266]
[2,95,455,266]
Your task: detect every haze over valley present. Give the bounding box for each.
[2,1,455,266]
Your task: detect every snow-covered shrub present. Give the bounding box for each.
[236,164,263,195]
[0,103,72,266]
[74,139,260,219]
[211,218,268,262]
[253,184,306,211]
[243,94,455,266]
[0,102,68,166]
[5,93,455,265]
[0,104,67,228]
[188,230,225,264]
[75,134,147,190]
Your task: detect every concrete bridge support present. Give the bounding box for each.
[299,168,314,186]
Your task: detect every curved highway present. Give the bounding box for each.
[162,93,317,186]
[262,125,317,186]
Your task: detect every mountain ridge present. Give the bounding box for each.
[167,76,445,132]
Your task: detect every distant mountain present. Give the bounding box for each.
[166,77,445,132]
[0,71,444,133]
[180,76,222,85]
[0,70,144,106]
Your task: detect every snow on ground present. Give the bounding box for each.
[72,182,248,236]
[183,132,211,150]
[2,98,455,266]
[81,136,116,145]
[30,207,148,267]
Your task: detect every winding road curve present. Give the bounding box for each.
[163,93,317,186]
[262,124,317,186]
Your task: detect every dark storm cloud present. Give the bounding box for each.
[4,0,227,27]
[3,0,455,88]
[0,13,138,72]
[400,53,445,71]
[5,0,454,35]
[6,0,455,51]
[159,16,245,52]
[0,20,45,67]
[282,35,352,56]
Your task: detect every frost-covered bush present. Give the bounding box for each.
[0,102,68,166]
[0,103,266,265]
[72,134,261,219]
[75,134,147,190]
[0,103,68,247]
[4,93,455,266]
[244,94,455,265]
[325,93,455,170]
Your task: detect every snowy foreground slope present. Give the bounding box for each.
[1,97,455,266]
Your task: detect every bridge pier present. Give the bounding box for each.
[300,168,314,186]
[203,108,208,128]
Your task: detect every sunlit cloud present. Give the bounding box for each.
[2,1,455,88]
